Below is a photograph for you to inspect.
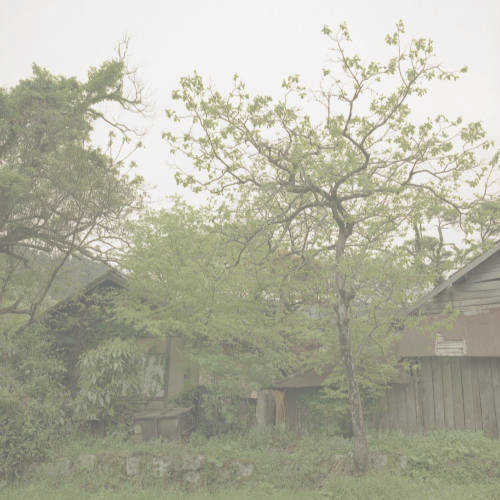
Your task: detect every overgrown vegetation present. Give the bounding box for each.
[2,430,500,499]
[0,44,145,328]
[75,337,144,424]
[165,20,499,471]
[0,325,71,478]
[1,18,499,497]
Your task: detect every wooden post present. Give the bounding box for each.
[274,390,286,425]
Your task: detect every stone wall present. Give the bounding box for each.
[28,450,256,489]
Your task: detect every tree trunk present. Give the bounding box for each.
[337,305,369,473]
[334,229,369,474]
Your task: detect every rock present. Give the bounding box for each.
[97,452,124,469]
[370,453,388,471]
[152,456,173,477]
[330,454,353,475]
[184,470,201,485]
[25,462,41,477]
[399,454,408,470]
[126,456,141,476]
[182,454,205,471]
[236,461,254,478]
[78,453,97,471]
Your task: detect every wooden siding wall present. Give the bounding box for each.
[424,251,500,315]
[378,357,500,437]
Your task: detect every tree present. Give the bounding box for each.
[0,42,145,327]
[164,22,498,471]
[119,202,310,403]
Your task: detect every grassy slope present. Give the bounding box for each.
[2,430,500,499]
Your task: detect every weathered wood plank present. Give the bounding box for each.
[477,360,497,437]
[448,292,500,304]
[415,368,424,432]
[459,281,500,293]
[405,376,418,433]
[442,358,455,429]
[421,359,435,430]
[491,359,500,437]
[431,358,445,428]
[470,358,483,431]
[387,387,397,431]
[460,358,475,430]
[284,389,299,432]
[389,385,403,432]
[377,392,389,431]
[450,358,465,429]
[397,384,409,434]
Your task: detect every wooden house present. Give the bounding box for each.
[378,242,500,436]
[44,268,199,430]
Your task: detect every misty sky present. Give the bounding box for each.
[2,0,499,206]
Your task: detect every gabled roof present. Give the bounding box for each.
[44,267,127,316]
[267,366,333,389]
[409,240,500,314]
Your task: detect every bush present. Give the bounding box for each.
[75,338,144,425]
[0,384,65,479]
[172,385,256,437]
[0,325,70,478]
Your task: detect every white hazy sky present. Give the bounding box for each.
[2,0,499,206]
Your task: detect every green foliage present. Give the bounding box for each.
[0,46,144,324]
[373,430,500,484]
[75,338,144,424]
[120,201,311,396]
[164,22,498,462]
[173,386,256,436]
[45,286,142,391]
[4,429,500,498]
[0,385,66,480]
[294,389,352,436]
[0,325,70,478]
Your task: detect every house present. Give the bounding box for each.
[43,267,199,435]
[378,241,500,437]
[257,367,333,432]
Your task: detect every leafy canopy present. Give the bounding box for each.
[0,45,145,327]
[163,21,498,470]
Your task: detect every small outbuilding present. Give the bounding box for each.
[378,241,500,437]
[257,367,332,432]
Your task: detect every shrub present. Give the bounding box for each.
[0,325,70,478]
[75,338,144,425]
[172,385,256,437]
